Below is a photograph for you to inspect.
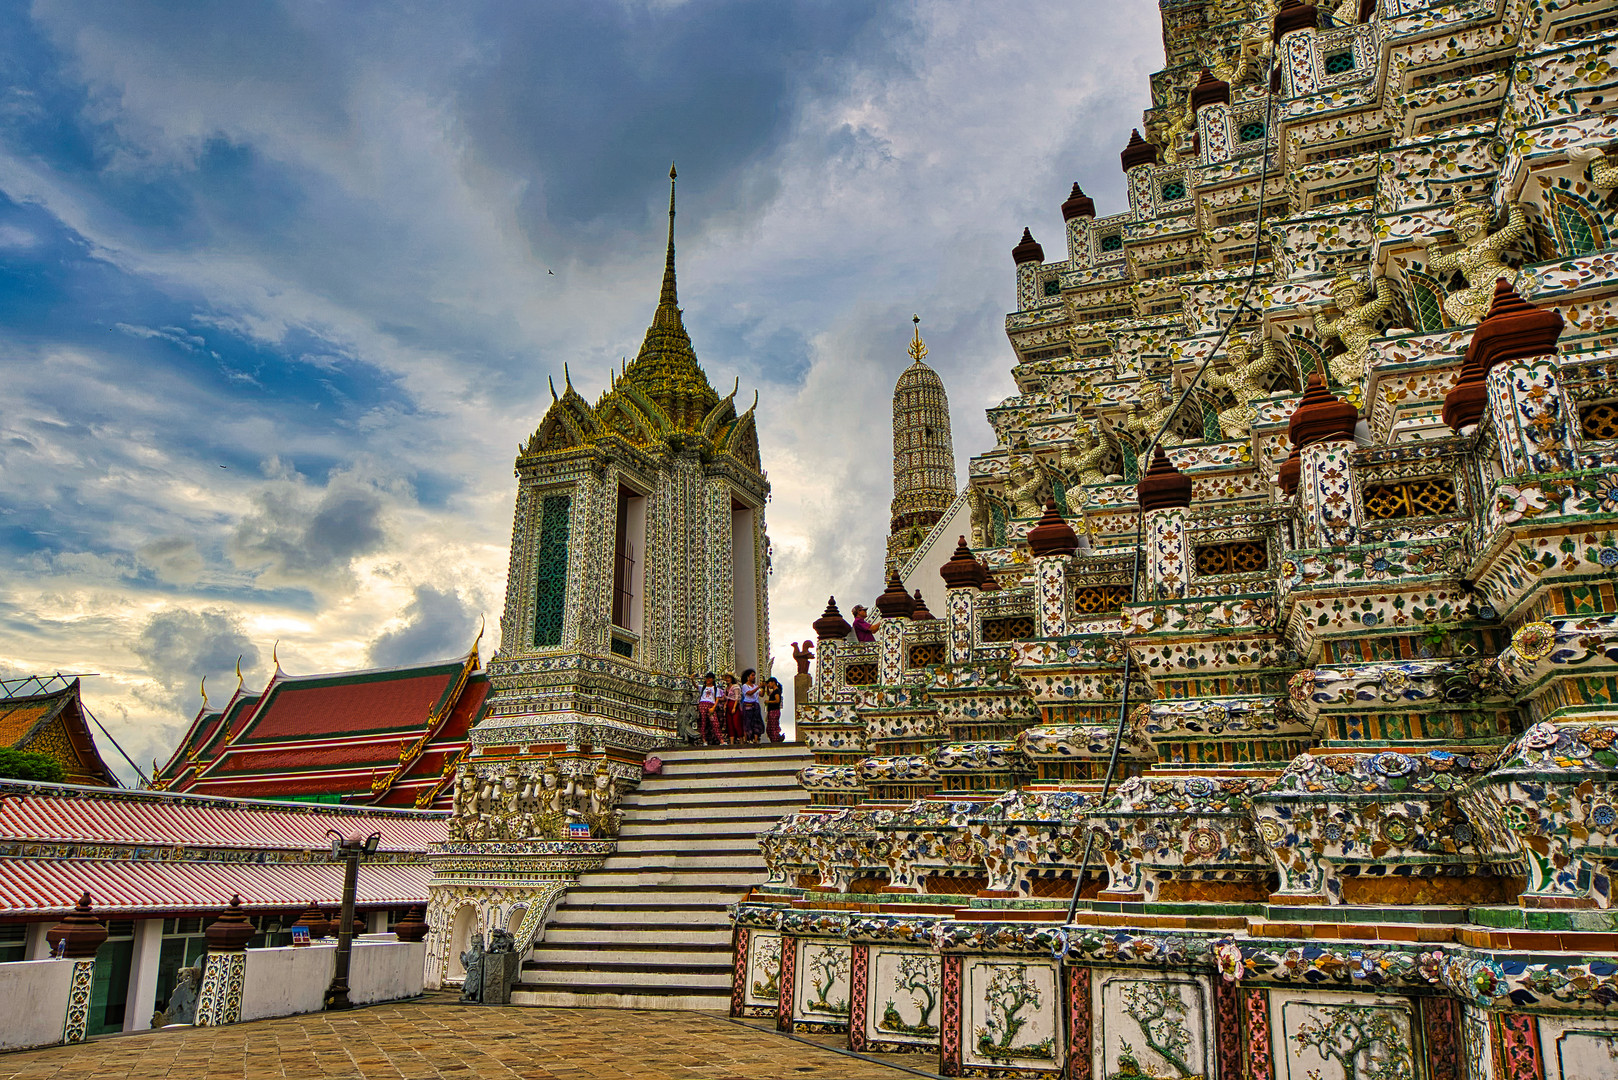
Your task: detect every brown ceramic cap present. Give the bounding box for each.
[1012,227,1045,265]
[1190,68,1231,111]
[940,537,983,590]
[978,560,1002,591]
[46,892,107,959]
[909,590,935,621]
[1443,279,1563,431]
[1027,499,1080,557]
[293,903,331,939]
[1061,183,1096,220]
[1277,443,1303,496]
[393,904,429,943]
[1121,129,1159,172]
[205,894,257,953]
[1272,0,1319,41]
[1137,445,1194,511]
[812,596,852,639]
[875,571,917,619]
[1464,277,1564,376]
[1287,371,1358,448]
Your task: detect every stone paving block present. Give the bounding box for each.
[0,1000,920,1080]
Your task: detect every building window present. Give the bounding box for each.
[1160,180,1188,202]
[1552,193,1603,257]
[0,923,23,963]
[533,493,572,647]
[1238,121,1267,143]
[1194,541,1269,576]
[1043,277,1062,297]
[1582,401,1618,440]
[1100,233,1124,252]
[611,484,646,635]
[1072,584,1131,614]
[1362,478,1458,519]
[845,662,878,686]
[1324,51,1356,75]
[908,642,946,667]
[610,635,635,659]
[981,615,1036,643]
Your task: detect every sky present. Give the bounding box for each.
[0,0,1161,781]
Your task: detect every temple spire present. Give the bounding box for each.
[660,162,678,311]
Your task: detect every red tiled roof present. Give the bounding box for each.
[0,859,429,917]
[0,783,444,852]
[238,664,463,742]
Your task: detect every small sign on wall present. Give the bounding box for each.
[291,926,311,947]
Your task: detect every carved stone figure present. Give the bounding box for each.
[583,765,622,837]
[459,933,485,1002]
[153,964,200,1027]
[1007,457,1049,519]
[1205,31,1270,86]
[482,929,519,1005]
[1125,381,1183,451]
[1313,271,1395,387]
[1416,202,1527,325]
[967,485,994,546]
[1059,416,1112,485]
[792,640,815,676]
[1203,330,1282,439]
[449,771,481,841]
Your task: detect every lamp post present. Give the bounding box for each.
[324,830,381,1011]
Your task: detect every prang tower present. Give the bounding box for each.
[886,317,956,572]
[427,167,771,987]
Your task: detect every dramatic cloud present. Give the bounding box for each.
[367,585,480,669]
[0,0,1161,776]
[130,607,260,706]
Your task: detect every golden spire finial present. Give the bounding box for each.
[660,162,678,310]
[471,615,485,664]
[234,655,243,690]
[199,675,208,710]
[908,314,928,362]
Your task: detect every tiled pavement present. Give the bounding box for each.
[0,997,940,1080]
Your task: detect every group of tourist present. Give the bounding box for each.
[697,669,784,744]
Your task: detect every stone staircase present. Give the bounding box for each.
[511,742,811,1010]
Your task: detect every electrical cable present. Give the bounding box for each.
[1063,63,1282,928]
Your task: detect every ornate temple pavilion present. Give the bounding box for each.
[0,677,119,788]
[733,2,1618,1079]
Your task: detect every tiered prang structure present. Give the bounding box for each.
[887,317,959,577]
[426,167,772,988]
[735,2,1618,1078]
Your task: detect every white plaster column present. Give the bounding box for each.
[1298,438,1361,549]
[25,921,52,960]
[123,918,163,1032]
[1145,507,1190,600]
[1489,356,1576,478]
[368,911,389,935]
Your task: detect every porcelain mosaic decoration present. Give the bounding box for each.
[733,1,1618,1077]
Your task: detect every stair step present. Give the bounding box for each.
[580,868,760,884]
[542,927,733,945]
[509,988,731,1010]
[516,963,733,987]
[527,945,733,966]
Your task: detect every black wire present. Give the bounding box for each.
[1064,71,1281,928]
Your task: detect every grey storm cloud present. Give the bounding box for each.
[229,477,389,589]
[137,537,204,584]
[131,607,260,699]
[367,585,479,669]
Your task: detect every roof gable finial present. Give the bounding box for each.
[909,314,929,363]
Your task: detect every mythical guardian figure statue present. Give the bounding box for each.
[1059,415,1113,486]
[1416,202,1528,325]
[1571,144,1618,189]
[1203,330,1283,440]
[1125,381,1184,450]
[1313,270,1396,387]
[1007,456,1051,519]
